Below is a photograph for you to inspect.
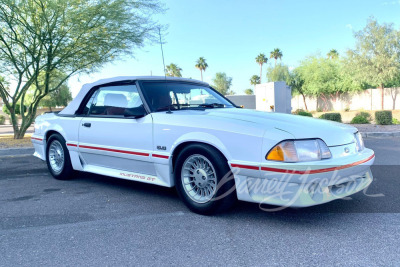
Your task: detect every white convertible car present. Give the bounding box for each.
[32,76,375,214]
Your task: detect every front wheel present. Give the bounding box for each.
[46,134,74,180]
[174,144,237,215]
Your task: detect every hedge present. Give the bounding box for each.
[351,115,370,124]
[0,115,5,125]
[355,111,372,122]
[375,111,392,125]
[319,113,342,122]
[293,109,313,117]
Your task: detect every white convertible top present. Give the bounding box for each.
[59,76,209,115]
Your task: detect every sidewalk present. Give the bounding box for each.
[352,124,400,138]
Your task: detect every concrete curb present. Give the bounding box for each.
[361,131,400,138]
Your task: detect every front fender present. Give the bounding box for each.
[170,131,232,161]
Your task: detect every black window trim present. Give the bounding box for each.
[137,80,238,113]
[74,80,150,119]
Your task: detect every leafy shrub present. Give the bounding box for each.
[355,111,372,122]
[293,109,313,117]
[319,113,342,122]
[351,115,370,124]
[392,118,400,125]
[344,107,350,112]
[297,111,313,117]
[0,115,5,125]
[2,103,26,115]
[375,111,392,125]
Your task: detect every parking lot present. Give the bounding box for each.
[0,137,399,266]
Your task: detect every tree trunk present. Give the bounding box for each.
[370,89,373,111]
[320,94,329,111]
[260,65,262,84]
[381,83,384,110]
[200,70,203,81]
[301,93,308,111]
[9,108,21,139]
[390,88,397,110]
[15,107,38,139]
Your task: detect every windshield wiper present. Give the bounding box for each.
[156,103,227,112]
[198,103,226,108]
[156,104,179,112]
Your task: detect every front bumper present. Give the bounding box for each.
[230,148,375,207]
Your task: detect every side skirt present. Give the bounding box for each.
[83,164,170,187]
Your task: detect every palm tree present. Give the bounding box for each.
[327,49,339,59]
[270,48,283,66]
[255,54,268,83]
[165,63,182,77]
[244,88,253,95]
[195,57,208,81]
[250,75,260,89]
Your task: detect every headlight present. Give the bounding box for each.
[266,139,332,162]
[354,132,364,152]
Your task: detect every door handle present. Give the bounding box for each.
[82,122,91,128]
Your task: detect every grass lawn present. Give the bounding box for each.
[0,134,33,149]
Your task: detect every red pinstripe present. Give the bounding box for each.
[78,145,149,157]
[231,154,375,174]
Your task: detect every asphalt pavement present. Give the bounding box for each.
[0,137,399,266]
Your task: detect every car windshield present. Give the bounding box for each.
[140,81,235,112]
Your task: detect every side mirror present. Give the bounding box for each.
[124,105,147,119]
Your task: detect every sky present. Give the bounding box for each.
[68,0,400,97]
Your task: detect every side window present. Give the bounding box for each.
[88,84,143,117]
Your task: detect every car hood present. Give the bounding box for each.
[206,108,357,146]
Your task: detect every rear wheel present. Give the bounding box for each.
[175,144,236,215]
[46,134,74,180]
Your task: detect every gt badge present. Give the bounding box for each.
[157,146,166,151]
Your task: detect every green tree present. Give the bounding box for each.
[25,70,72,111]
[296,55,361,111]
[0,0,163,139]
[165,63,182,77]
[250,75,260,89]
[270,48,283,66]
[266,63,291,84]
[3,103,26,115]
[347,18,400,110]
[40,85,72,111]
[327,49,339,59]
[288,69,308,111]
[195,57,208,81]
[244,88,254,95]
[255,53,268,83]
[212,72,232,95]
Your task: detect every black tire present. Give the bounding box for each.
[174,143,237,215]
[46,133,75,180]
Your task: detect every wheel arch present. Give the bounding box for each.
[170,134,232,173]
[43,129,66,158]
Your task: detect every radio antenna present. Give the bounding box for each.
[159,27,167,78]
[158,27,172,113]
